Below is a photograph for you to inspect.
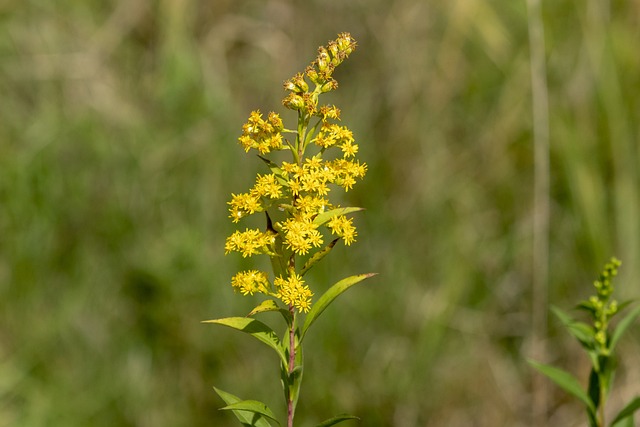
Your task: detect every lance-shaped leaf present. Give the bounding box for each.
[300,273,377,341]
[313,207,364,227]
[214,387,273,427]
[528,359,596,415]
[315,414,360,427]
[611,396,640,426]
[300,238,339,276]
[203,317,288,367]
[609,305,640,353]
[551,306,595,349]
[257,155,288,186]
[221,400,281,426]
[247,300,292,323]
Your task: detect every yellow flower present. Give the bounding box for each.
[238,110,284,154]
[340,140,358,158]
[225,229,275,257]
[231,270,271,295]
[228,193,263,222]
[274,274,313,313]
[281,216,323,255]
[252,174,283,199]
[327,215,357,245]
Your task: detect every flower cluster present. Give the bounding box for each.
[229,270,313,313]
[238,111,285,154]
[225,33,363,313]
[586,257,621,350]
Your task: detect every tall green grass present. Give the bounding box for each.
[1,1,638,426]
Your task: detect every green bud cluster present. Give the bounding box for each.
[588,258,622,353]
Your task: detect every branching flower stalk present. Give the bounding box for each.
[205,33,375,427]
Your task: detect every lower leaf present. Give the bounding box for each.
[221,401,281,426]
[214,387,273,427]
[611,396,640,426]
[316,414,360,427]
[528,359,596,415]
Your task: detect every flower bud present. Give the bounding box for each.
[305,66,319,84]
[317,48,330,72]
[282,93,304,110]
[292,73,309,92]
[320,79,338,93]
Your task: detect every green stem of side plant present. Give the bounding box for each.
[598,375,605,427]
[287,306,296,427]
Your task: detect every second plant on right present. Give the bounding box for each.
[529,258,640,427]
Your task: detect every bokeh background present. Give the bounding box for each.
[2,1,639,426]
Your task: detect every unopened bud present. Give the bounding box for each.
[317,48,330,72]
[282,93,304,110]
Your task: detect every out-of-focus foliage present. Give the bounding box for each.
[1,1,639,426]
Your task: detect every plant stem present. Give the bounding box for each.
[598,375,605,427]
[287,305,296,427]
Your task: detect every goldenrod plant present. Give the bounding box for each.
[529,258,640,427]
[204,33,375,427]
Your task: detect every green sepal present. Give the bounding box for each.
[300,273,377,342]
[203,317,288,367]
[315,414,360,427]
[528,359,596,415]
[220,400,281,426]
[213,387,273,427]
[300,238,339,276]
[247,300,292,323]
[609,304,640,354]
[611,396,640,426]
[313,207,364,227]
[551,306,595,350]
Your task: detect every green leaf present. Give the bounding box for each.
[221,400,281,426]
[551,306,595,349]
[577,300,597,316]
[528,359,596,414]
[312,207,364,227]
[203,317,288,367]
[214,387,273,427]
[280,329,304,415]
[587,368,600,411]
[300,238,339,276]
[611,397,640,426]
[247,300,292,323]
[315,414,360,427]
[300,273,377,341]
[609,305,640,353]
[280,364,304,418]
[257,155,288,185]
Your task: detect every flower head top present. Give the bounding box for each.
[225,33,364,313]
[579,257,622,354]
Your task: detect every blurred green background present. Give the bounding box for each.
[2,1,639,426]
